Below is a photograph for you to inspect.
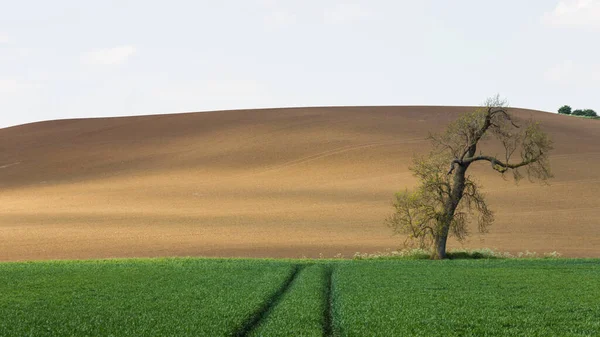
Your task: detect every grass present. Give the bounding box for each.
[250,264,331,337]
[351,248,563,260]
[1,258,599,336]
[332,259,600,336]
[564,114,600,120]
[0,258,293,336]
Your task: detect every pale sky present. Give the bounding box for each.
[1,0,599,128]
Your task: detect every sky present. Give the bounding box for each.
[1,0,599,128]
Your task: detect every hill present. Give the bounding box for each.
[1,106,599,260]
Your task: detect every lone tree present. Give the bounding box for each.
[387,96,553,259]
[558,105,572,115]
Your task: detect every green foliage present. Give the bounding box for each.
[351,248,563,260]
[0,258,293,336]
[558,105,572,115]
[387,161,493,249]
[352,248,432,260]
[557,105,599,118]
[572,109,596,117]
[332,259,600,336]
[573,109,585,116]
[582,109,597,117]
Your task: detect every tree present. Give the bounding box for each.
[582,109,597,117]
[387,96,553,259]
[572,109,584,116]
[558,105,572,115]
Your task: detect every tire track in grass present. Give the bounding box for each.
[232,264,303,337]
[246,264,333,336]
[323,264,334,337]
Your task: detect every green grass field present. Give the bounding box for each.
[1,258,599,336]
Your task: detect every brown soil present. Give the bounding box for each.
[1,106,599,261]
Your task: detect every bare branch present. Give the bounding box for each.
[462,155,539,172]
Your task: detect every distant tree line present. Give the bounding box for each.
[558,105,597,117]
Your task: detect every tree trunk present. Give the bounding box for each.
[432,164,468,259]
[432,232,448,260]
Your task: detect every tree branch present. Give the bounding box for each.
[490,107,519,128]
[462,155,540,173]
[447,159,461,175]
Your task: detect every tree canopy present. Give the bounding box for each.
[572,109,597,117]
[558,105,572,115]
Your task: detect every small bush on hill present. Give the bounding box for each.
[559,106,597,119]
[558,105,572,115]
[582,109,597,117]
[572,109,597,117]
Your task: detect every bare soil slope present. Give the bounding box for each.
[1,107,599,260]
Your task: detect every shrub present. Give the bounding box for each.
[582,109,597,117]
[558,105,572,115]
[572,109,597,117]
